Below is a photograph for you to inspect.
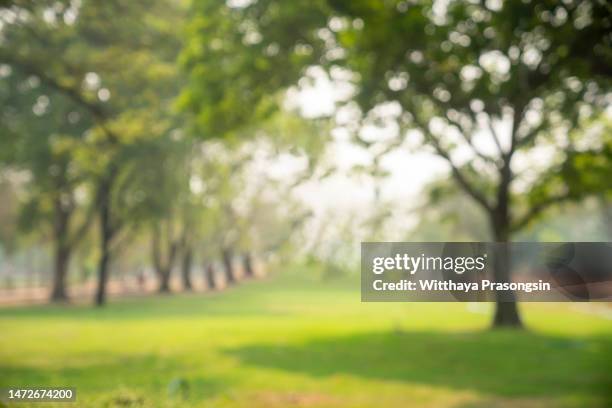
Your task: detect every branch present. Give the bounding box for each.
[485,114,505,156]
[0,53,118,143]
[447,118,498,166]
[421,128,492,213]
[511,192,573,232]
[515,118,548,149]
[1,54,102,115]
[403,100,493,212]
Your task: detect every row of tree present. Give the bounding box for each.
[0,1,321,305]
[1,1,610,327]
[178,0,611,327]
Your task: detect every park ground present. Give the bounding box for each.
[0,274,611,408]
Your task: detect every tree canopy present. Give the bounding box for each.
[182,0,612,326]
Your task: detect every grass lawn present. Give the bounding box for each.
[0,275,611,407]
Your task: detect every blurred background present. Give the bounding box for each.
[0,1,611,407]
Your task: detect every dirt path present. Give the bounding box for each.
[0,266,259,307]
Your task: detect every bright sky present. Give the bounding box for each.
[280,68,452,217]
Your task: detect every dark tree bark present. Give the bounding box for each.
[222,248,235,284]
[181,248,193,291]
[50,243,70,302]
[490,206,523,328]
[205,264,216,290]
[158,268,172,293]
[94,243,111,306]
[151,223,178,294]
[50,197,72,302]
[49,200,94,302]
[242,251,254,278]
[94,194,113,306]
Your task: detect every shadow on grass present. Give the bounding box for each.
[226,330,612,400]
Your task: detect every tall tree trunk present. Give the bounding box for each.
[95,199,113,306]
[151,223,177,294]
[158,269,171,293]
[222,248,235,284]
[490,209,523,328]
[95,244,111,306]
[242,252,254,278]
[205,264,216,290]
[50,202,71,303]
[181,248,193,291]
[50,243,70,302]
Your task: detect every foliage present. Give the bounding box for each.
[182,0,612,238]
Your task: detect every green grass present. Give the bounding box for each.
[0,275,611,407]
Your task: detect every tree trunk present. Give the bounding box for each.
[151,224,177,294]
[205,264,216,290]
[181,248,193,291]
[95,201,113,306]
[95,245,111,306]
[242,252,254,278]
[50,244,70,302]
[158,269,171,293]
[222,248,235,284]
[490,210,523,328]
[50,198,72,303]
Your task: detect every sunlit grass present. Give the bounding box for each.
[0,275,610,407]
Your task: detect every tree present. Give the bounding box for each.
[128,135,192,294]
[0,68,96,301]
[183,0,611,327]
[1,0,186,305]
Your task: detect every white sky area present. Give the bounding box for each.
[266,68,476,217]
